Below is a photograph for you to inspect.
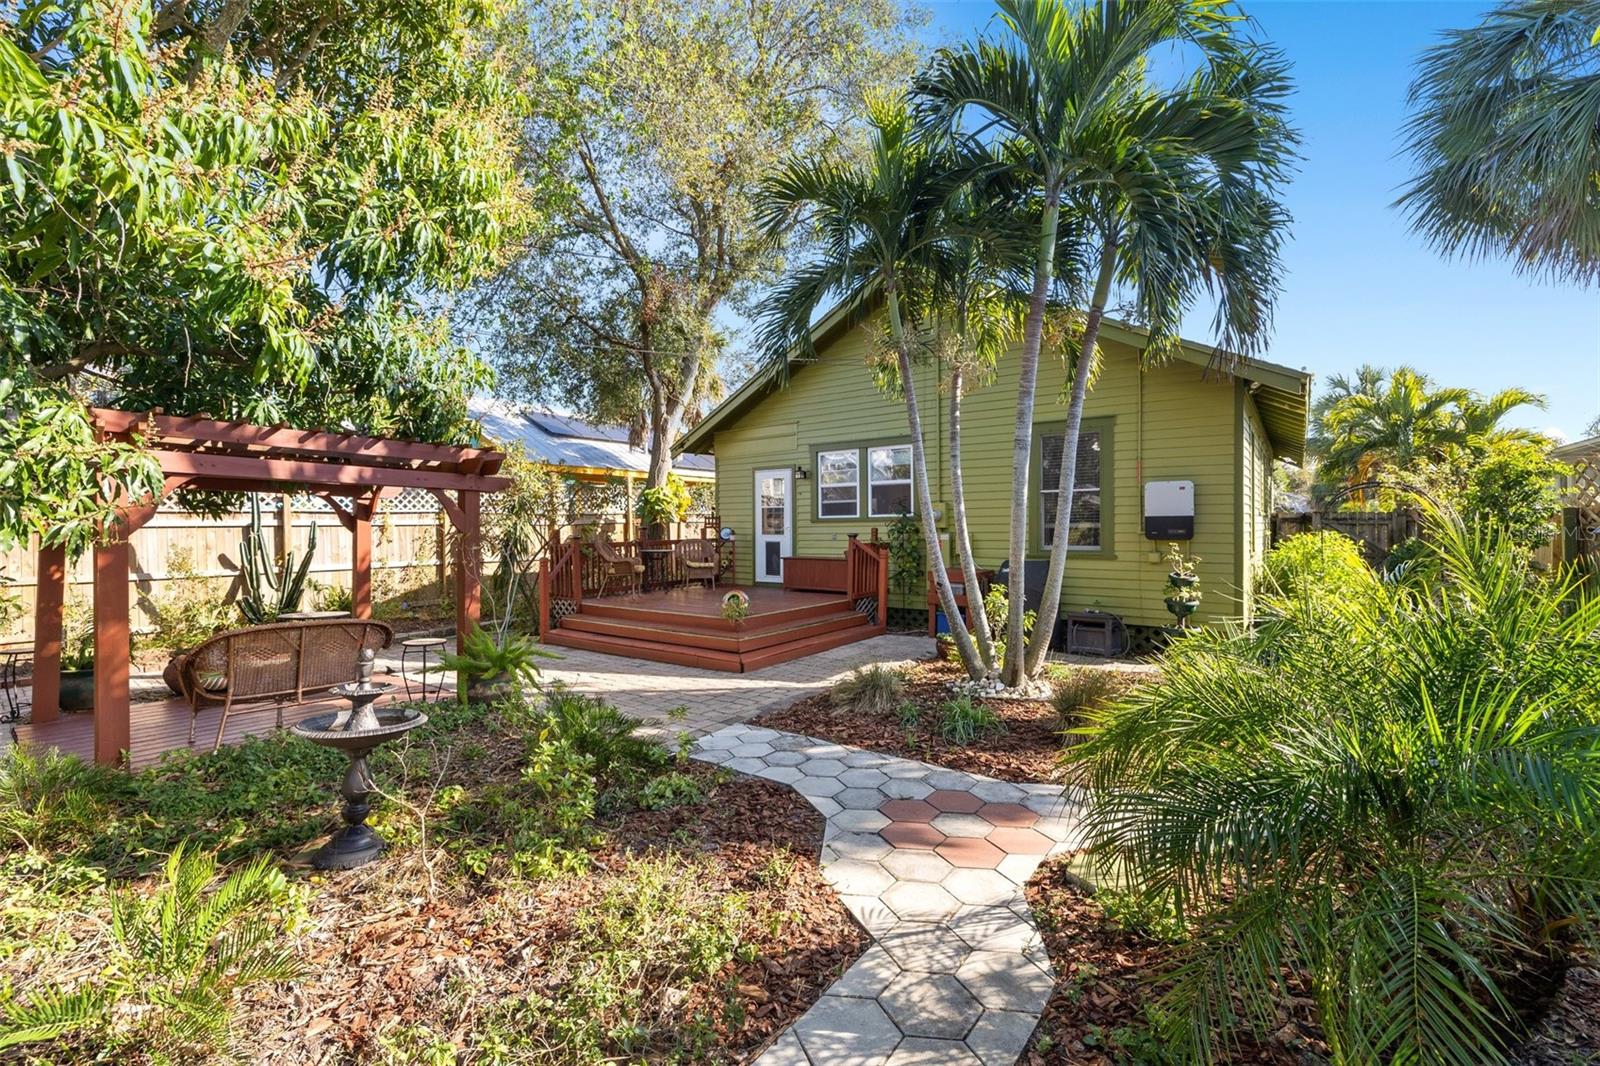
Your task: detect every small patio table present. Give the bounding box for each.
[399,636,450,703]
[639,546,677,591]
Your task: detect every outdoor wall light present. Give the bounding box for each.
[795,465,809,480]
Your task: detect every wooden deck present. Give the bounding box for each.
[543,585,883,672]
[10,672,409,770]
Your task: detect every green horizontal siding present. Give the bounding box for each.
[712,321,1253,627]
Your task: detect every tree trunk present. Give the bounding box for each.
[645,343,704,491]
[1025,237,1119,677]
[948,363,997,674]
[887,287,984,678]
[1002,176,1063,686]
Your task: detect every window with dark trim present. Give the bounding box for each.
[1040,430,1101,549]
[817,449,859,518]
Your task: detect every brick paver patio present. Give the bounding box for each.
[694,723,1085,1066]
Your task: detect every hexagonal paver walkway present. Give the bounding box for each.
[693,724,1085,1065]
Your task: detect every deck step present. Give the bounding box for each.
[738,624,887,671]
[542,629,746,672]
[557,609,869,653]
[580,594,849,632]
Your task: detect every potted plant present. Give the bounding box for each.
[441,623,560,705]
[1163,544,1202,628]
[720,589,750,628]
[58,599,97,711]
[635,474,693,541]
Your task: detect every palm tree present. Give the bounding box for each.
[1399,0,1600,284]
[917,0,1297,681]
[1320,366,1471,483]
[1308,364,1387,457]
[756,96,992,678]
[1457,386,1550,446]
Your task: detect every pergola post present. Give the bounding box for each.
[624,475,636,542]
[352,492,375,619]
[31,544,65,724]
[455,490,481,651]
[92,533,132,766]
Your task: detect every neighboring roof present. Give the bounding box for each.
[1552,435,1600,461]
[470,397,715,479]
[674,298,1313,464]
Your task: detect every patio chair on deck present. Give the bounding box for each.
[593,529,644,596]
[679,539,720,589]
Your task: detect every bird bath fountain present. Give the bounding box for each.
[292,649,427,869]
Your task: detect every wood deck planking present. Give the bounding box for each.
[11,672,410,770]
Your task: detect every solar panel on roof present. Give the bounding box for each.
[526,411,632,444]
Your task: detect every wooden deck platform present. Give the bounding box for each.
[542,585,883,672]
[10,672,409,770]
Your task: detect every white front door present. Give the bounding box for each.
[754,468,793,583]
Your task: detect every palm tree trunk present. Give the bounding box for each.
[1003,175,1063,686]
[1025,236,1119,677]
[949,363,996,674]
[887,285,984,678]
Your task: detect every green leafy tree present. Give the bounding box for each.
[2,0,557,552]
[1071,510,1600,1065]
[1400,0,1600,283]
[916,0,1297,681]
[474,0,921,488]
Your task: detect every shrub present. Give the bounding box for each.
[442,624,561,692]
[0,747,128,854]
[982,584,1035,663]
[538,687,669,782]
[1259,529,1375,601]
[830,664,906,716]
[137,550,236,654]
[0,845,302,1058]
[1456,440,1567,554]
[1070,509,1600,1064]
[938,696,1003,744]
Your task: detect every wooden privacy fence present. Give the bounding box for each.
[0,495,716,643]
[1271,509,1420,566]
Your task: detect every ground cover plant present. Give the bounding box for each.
[0,690,864,1062]
[1068,512,1600,1064]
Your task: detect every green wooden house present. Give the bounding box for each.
[676,300,1311,637]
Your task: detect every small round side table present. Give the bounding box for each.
[399,637,450,703]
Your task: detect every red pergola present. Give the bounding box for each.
[30,409,509,766]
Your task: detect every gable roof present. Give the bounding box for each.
[676,298,1312,463]
[472,397,716,479]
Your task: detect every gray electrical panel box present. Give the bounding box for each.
[1144,480,1194,539]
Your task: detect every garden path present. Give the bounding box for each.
[694,723,1084,1066]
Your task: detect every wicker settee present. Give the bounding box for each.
[178,619,394,751]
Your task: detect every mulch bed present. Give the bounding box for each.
[1023,855,1327,1065]
[237,765,864,1064]
[754,658,1068,783]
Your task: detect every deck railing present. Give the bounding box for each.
[538,538,584,632]
[845,537,889,628]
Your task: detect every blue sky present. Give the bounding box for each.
[925,0,1600,441]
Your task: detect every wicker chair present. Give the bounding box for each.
[593,529,644,596]
[179,619,394,752]
[679,539,720,589]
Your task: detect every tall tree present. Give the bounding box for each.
[2,0,554,553]
[757,97,993,678]
[475,0,921,487]
[1400,0,1600,284]
[916,0,1296,682]
[1458,386,1550,446]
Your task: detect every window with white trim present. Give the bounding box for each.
[817,449,859,518]
[867,444,913,517]
[1040,430,1101,549]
